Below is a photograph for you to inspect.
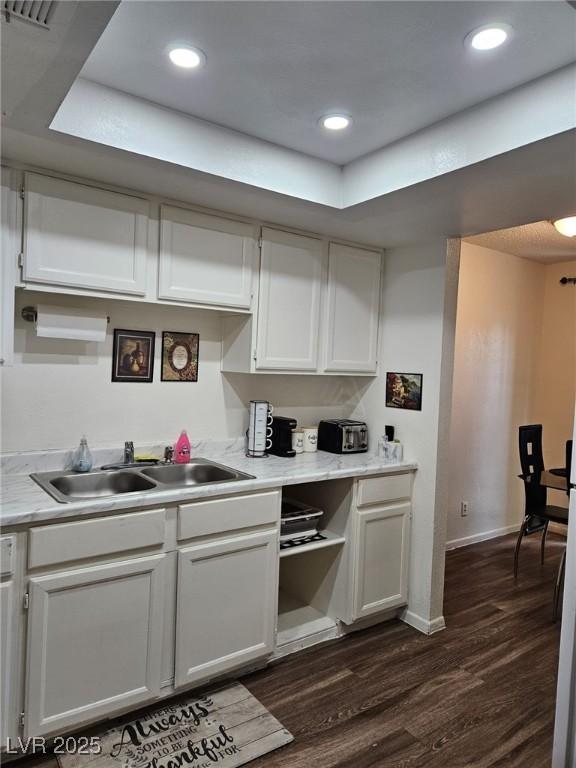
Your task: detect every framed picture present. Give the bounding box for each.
[112,329,155,382]
[386,372,423,411]
[161,331,199,382]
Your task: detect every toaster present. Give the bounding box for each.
[317,419,369,454]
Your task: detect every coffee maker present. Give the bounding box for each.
[269,416,297,457]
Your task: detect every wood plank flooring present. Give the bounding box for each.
[16,532,565,768]
[242,532,564,768]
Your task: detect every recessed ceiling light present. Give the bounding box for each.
[467,24,511,51]
[553,216,576,237]
[168,45,205,69]
[321,114,351,131]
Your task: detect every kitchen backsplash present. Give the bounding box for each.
[1,291,366,453]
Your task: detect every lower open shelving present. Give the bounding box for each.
[277,590,337,647]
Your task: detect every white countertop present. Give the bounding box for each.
[0,443,416,528]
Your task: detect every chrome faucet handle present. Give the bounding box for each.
[163,445,174,464]
[124,441,134,464]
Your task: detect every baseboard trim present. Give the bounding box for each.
[446,524,519,550]
[549,522,567,537]
[401,610,446,635]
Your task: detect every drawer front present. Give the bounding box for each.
[28,508,166,570]
[177,491,280,541]
[356,473,412,508]
[0,536,15,577]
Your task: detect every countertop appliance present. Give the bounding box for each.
[269,415,297,457]
[318,419,369,454]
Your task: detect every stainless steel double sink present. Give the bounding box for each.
[31,459,255,503]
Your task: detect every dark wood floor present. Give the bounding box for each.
[15,532,565,768]
[243,532,565,768]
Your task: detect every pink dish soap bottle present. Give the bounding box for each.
[174,430,191,464]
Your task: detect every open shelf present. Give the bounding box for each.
[277,590,337,647]
[276,479,354,654]
[279,530,346,558]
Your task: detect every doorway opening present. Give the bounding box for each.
[444,218,575,759]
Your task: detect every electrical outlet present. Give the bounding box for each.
[460,501,469,517]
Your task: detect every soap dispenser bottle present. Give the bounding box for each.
[72,436,93,473]
[174,430,191,464]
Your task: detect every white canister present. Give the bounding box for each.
[302,426,318,452]
[291,429,305,454]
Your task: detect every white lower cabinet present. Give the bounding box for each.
[0,578,16,746]
[350,501,411,621]
[3,477,412,741]
[1,535,21,748]
[175,529,278,687]
[24,554,167,738]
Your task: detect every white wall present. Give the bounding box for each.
[351,239,455,631]
[447,245,575,548]
[1,290,358,453]
[532,260,576,506]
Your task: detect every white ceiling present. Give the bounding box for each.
[79,1,576,164]
[466,220,576,264]
[1,0,575,250]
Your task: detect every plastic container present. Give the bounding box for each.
[174,430,191,464]
[72,436,93,473]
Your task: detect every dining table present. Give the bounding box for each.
[542,468,568,492]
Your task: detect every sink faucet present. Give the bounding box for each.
[124,441,134,464]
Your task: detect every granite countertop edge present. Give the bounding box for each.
[1,450,418,528]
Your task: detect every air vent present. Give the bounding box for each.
[3,1,56,29]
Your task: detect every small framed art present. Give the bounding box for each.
[161,331,199,382]
[386,372,423,411]
[111,329,155,383]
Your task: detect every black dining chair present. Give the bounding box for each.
[553,439,573,621]
[514,425,569,579]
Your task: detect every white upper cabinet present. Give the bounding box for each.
[256,228,324,370]
[324,243,381,373]
[159,205,256,309]
[23,173,149,296]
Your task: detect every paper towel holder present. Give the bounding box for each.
[21,306,111,324]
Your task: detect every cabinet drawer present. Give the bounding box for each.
[28,508,166,569]
[177,491,280,541]
[356,473,412,508]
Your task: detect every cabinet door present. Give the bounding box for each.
[256,228,324,370]
[0,536,18,748]
[24,554,166,738]
[23,173,149,295]
[350,502,410,622]
[1,173,17,367]
[159,206,256,308]
[324,243,381,373]
[175,530,278,688]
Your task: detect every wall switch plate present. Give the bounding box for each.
[461,501,469,517]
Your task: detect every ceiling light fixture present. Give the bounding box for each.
[321,114,351,131]
[553,216,576,238]
[168,45,205,69]
[467,23,511,51]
